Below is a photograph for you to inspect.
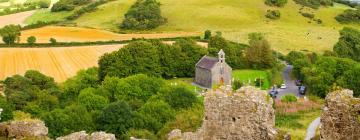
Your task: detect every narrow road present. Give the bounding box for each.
[305,117,321,140]
[276,64,303,99]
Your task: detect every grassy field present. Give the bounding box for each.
[0,45,124,82]
[73,0,135,31]
[275,98,323,140]
[19,0,360,53]
[24,9,73,24]
[69,0,359,53]
[232,69,270,89]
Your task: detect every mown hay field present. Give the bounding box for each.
[19,26,200,43]
[0,45,124,82]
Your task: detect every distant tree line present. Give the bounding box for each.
[51,0,91,12]
[120,0,167,30]
[265,0,288,7]
[293,0,333,9]
[335,8,360,24]
[98,39,207,80]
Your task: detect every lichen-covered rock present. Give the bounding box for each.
[168,86,277,140]
[130,136,148,140]
[89,131,116,140]
[56,131,88,140]
[320,89,360,140]
[6,119,48,139]
[167,129,182,140]
[57,131,116,140]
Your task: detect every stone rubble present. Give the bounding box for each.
[168,86,279,140]
[0,119,48,139]
[320,89,360,140]
[56,131,116,140]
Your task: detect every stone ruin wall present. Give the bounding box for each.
[168,86,278,140]
[320,89,360,140]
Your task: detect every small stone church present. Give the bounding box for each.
[195,49,232,89]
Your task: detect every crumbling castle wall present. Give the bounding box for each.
[320,89,360,140]
[168,86,277,140]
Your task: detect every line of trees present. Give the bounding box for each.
[98,39,207,80]
[120,0,167,30]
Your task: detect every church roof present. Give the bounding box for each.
[196,56,219,70]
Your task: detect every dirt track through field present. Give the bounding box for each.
[0,10,35,28]
[20,26,200,43]
[0,45,124,82]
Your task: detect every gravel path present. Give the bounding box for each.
[305,117,321,140]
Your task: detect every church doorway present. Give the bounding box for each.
[220,77,224,85]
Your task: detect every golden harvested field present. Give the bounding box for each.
[0,10,35,28]
[0,45,124,82]
[20,26,200,43]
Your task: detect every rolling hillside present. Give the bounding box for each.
[70,0,359,53]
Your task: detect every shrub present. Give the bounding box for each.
[51,0,91,12]
[51,0,75,12]
[27,36,36,45]
[265,0,288,7]
[301,12,315,19]
[265,10,281,19]
[281,94,298,103]
[50,38,57,44]
[67,0,115,20]
[293,0,333,9]
[204,30,211,39]
[120,0,167,30]
[335,9,360,24]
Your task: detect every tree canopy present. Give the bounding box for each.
[120,0,167,30]
[0,24,21,45]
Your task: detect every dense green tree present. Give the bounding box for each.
[121,0,166,30]
[24,70,56,90]
[61,68,99,105]
[333,27,360,62]
[139,100,175,132]
[286,51,306,64]
[42,105,94,138]
[98,39,206,80]
[339,64,360,97]
[208,36,248,69]
[245,33,275,69]
[159,86,197,110]
[78,87,109,111]
[204,30,211,39]
[0,24,21,45]
[301,57,358,97]
[27,36,36,45]
[50,38,57,44]
[97,101,139,139]
[99,41,161,79]
[0,97,14,121]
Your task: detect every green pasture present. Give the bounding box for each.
[232,69,270,90]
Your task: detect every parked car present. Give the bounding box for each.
[269,90,277,98]
[299,86,306,95]
[280,84,287,89]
